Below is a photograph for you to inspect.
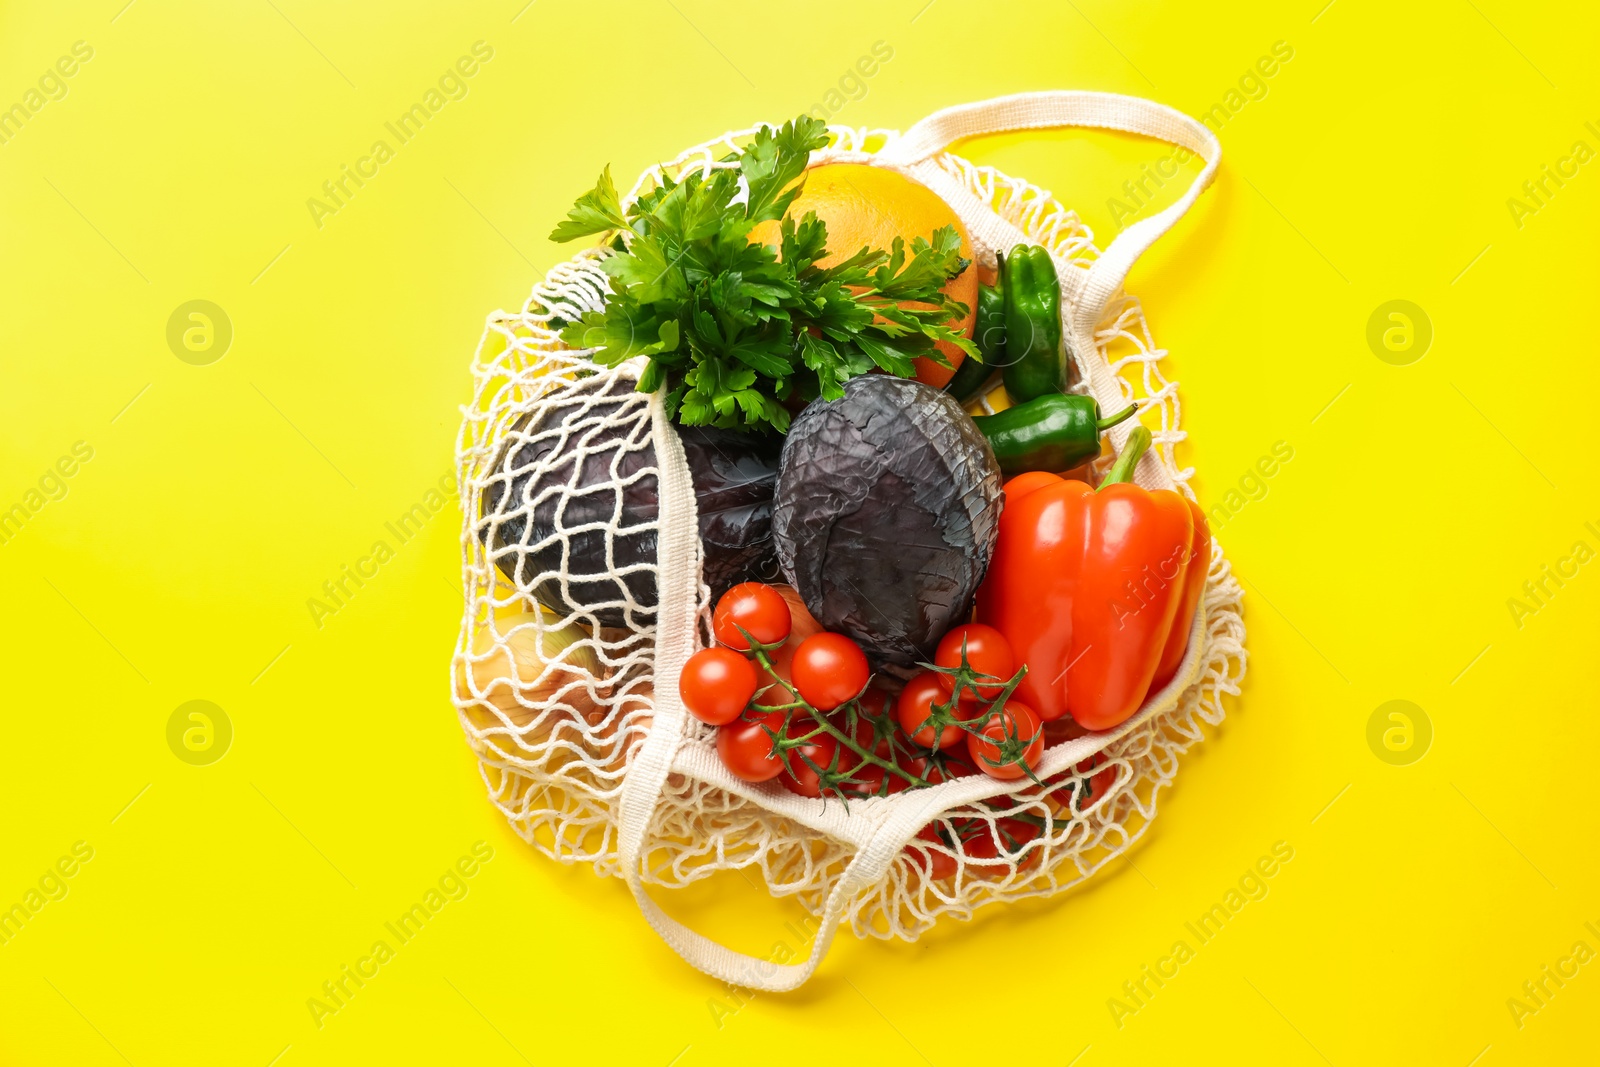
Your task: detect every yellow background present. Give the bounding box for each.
[3,0,1597,1063]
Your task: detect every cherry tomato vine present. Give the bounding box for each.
[734,621,1044,800]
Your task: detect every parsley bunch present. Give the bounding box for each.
[549,115,977,433]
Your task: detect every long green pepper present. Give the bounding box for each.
[971,394,1137,476]
[1000,243,1067,402]
[943,279,1006,403]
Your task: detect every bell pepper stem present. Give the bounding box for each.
[1101,425,1152,488]
[1096,402,1138,432]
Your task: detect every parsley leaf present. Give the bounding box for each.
[549,116,975,433]
[548,166,627,242]
[742,116,827,226]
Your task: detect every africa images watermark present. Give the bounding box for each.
[1506,120,1600,231]
[706,912,821,1029]
[803,40,895,124]
[1105,441,1294,630]
[167,699,233,766]
[1,440,95,548]
[1366,700,1431,766]
[0,40,95,148]
[306,841,495,1029]
[1107,41,1295,231]
[1206,440,1295,534]
[1107,841,1295,1029]
[1505,519,1600,630]
[305,41,495,230]
[1108,535,1200,632]
[305,467,456,629]
[0,841,95,948]
[1505,920,1600,1031]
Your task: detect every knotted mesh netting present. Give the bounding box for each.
[451,120,1245,959]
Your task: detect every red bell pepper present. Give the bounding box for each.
[975,426,1210,730]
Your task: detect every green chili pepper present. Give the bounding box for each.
[944,279,1005,403]
[1001,243,1066,402]
[971,394,1137,476]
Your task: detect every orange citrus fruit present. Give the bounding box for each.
[749,163,977,389]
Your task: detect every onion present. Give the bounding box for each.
[598,680,654,773]
[455,613,607,745]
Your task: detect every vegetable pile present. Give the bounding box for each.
[485,113,1213,876]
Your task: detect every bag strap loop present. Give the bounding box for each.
[877,90,1220,331]
[621,743,905,992]
[615,384,899,992]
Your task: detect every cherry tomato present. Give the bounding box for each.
[934,623,1015,700]
[791,633,869,711]
[777,717,840,798]
[716,708,786,782]
[679,647,759,725]
[713,582,792,650]
[966,700,1044,780]
[1052,753,1121,814]
[896,670,975,750]
[904,823,958,880]
[961,815,1043,867]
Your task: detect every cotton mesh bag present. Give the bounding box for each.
[451,91,1246,991]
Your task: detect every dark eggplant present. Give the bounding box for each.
[772,375,1003,670]
[479,377,781,627]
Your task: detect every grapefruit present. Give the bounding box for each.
[749,163,977,389]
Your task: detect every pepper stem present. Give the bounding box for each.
[1100,424,1151,488]
[1096,402,1138,432]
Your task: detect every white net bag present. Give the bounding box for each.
[451,91,1245,991]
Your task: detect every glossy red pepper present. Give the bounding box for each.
[976,426,1209,730]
